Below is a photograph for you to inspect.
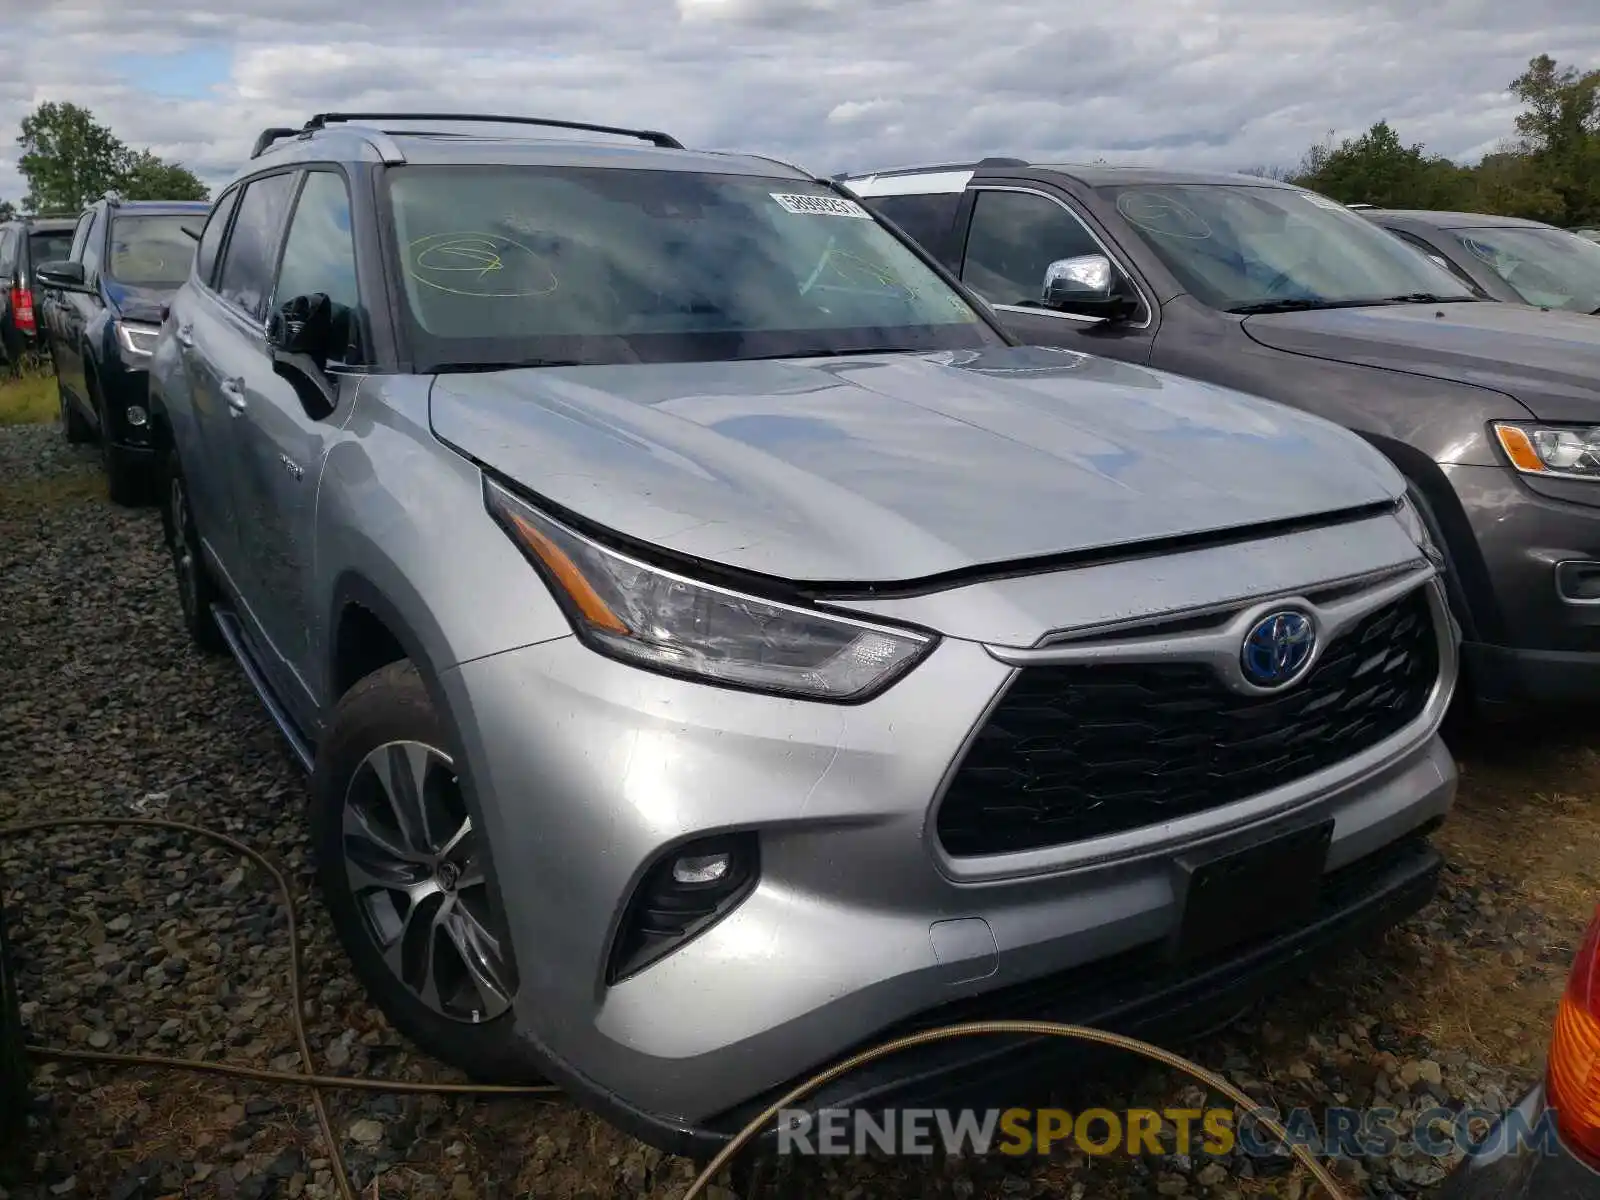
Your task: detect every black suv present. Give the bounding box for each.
[35,196,208,503]
[0,214,76,372]
[842,159,1600,712]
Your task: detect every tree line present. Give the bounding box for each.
[0,102,208,221]
[1252,54,1600,226]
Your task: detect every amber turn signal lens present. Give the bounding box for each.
[1547,906,1600,1166]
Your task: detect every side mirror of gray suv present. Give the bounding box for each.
[1042,254,1133,321]
[267,293,337,418]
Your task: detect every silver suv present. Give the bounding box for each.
[149,113,1459,1155]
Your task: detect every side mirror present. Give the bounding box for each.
[35,260,87,290]
[266,293,337,418]
[1041,254,1133,321]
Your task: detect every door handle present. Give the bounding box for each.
[175,324,194,348]
[222,378,247,416]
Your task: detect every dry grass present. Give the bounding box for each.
[1413,716,1600,1063]
[0,368,56,426]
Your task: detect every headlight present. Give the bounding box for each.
[1494,421,1600,480]
[484,479,937,701]
[115,320,161,358]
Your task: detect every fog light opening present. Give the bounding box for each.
[126,405,148,428]
[606,833,759,984]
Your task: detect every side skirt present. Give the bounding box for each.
[212,604,317,775]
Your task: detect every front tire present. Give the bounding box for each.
[160,449,226,655]
[310,662,538,1081]
[59,380,92,444]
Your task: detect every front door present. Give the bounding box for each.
[957,186,1158,365]
[226,168,366,723]
[191,169,301,638]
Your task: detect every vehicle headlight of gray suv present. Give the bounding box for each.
[146,112,1460,1157]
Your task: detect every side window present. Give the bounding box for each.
[67,212,92,263]
[195,188,241,288]
[865,193,962,265]
[962,189,1107,309]
[216,172,298,321]
[272,171,363,364]
[0,231,14,278]
[79,207,105,283]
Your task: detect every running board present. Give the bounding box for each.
[211,605,316,775]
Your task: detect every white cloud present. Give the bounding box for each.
[1,0,1596,207]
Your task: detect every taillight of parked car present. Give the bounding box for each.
[1547,903,1600,1166]
[9,288,33,335]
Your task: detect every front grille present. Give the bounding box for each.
[937,586,1440,857]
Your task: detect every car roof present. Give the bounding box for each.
[1362,208,1555,231]
[107,200,211,217]
[7,216,78,231]
[236,116,815,189]
[841,159,1300,192]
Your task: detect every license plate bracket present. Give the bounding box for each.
[1168,819,1334,965]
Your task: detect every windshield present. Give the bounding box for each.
[28,231,73,272]
[108,214,204,288]
[385,165,1002,369]
[1096,183,1477,313]
[1450,225,1600,314]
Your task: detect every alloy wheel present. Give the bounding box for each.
[341,742,514,1024]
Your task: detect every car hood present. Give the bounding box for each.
[1241,301,1600,421]
[429,345,1403,584]
[103,281,175,324]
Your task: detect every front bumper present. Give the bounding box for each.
[1445,463,1600,703]
[1437,1085,1599,1199]
[440,572,1458,1153]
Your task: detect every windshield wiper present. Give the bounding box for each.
[1226,298,1388,314]
[737,346,926,361]
[1227,294,1475,315]
[429,359,588,373]
[1376,292,1479,305]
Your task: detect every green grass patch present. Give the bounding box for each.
[0,371,56,426]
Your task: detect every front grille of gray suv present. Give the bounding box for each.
[939,584,1439,856]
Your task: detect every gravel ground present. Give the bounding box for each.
[1,416,1596,1200]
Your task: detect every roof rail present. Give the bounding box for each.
[250,127,300,159]
[706,148,814,178]
[976,156,1029,168]
[301,112,684,149]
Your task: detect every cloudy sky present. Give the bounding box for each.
[2,0,1597,205]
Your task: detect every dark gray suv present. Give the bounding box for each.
[842,160,1600,711]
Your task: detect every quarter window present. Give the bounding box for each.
[195,188,241,288]
[0,231,14,277]
[273,171,363,364]
[67,212,92,262]
[79,208,105,283]
[962,190,1107,308]
[216,172,298,321]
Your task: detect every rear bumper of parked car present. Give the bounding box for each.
[1437,1084,1598,1199]
[1448,463,1600,704]
[438,573,1460,1157]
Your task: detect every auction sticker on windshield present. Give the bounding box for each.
[771,193,873,218]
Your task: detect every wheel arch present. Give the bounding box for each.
[321,571,525,997]
[1354,431,1503,646]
